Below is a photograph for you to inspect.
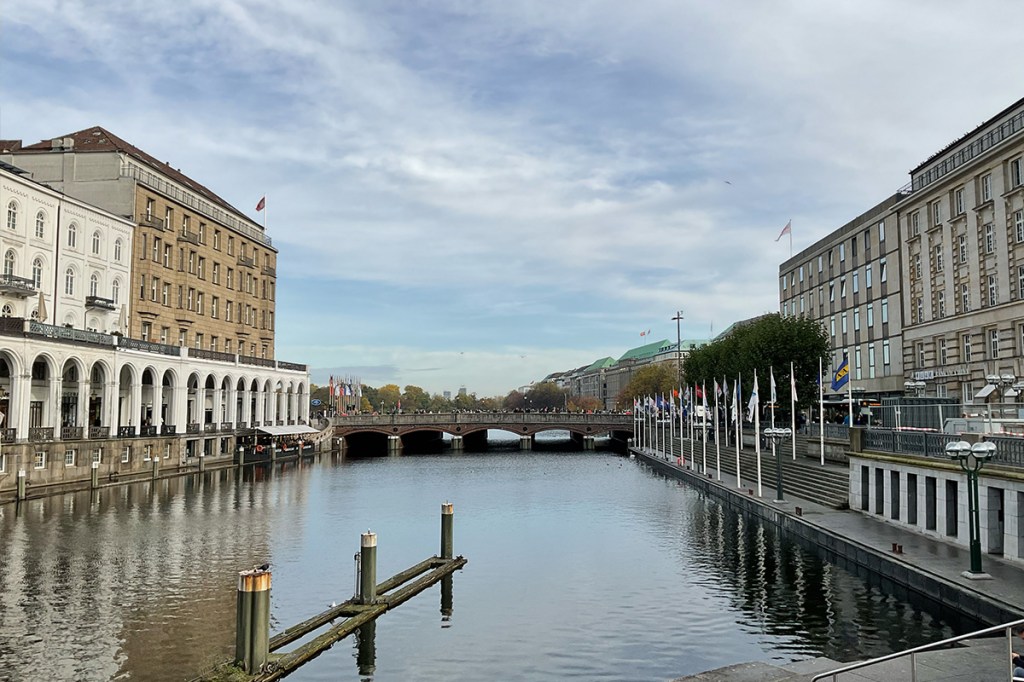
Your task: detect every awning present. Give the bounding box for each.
[974,384,997,401]
[256,425,320,436]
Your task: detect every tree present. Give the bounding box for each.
[377,384,401,411]
[503,390,526,410]
[569,395,602,413]
[681,313,829,410]
[526,382,566,410]
[616,364,675,409]
[402,385,430,411]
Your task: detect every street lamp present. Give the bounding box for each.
[763,427,792,503]
[945,440,996,579]
[672,311,684,385]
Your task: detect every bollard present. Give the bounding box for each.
[151,455,159,480]
[360,531,377,605]
[236,566,272,673]
[237,446,245,468]
[441,502,454,560]
[17,469,26,501]
[270,444,277,463]
[356,620,377,675]
[795,506,803,517]
[199,451,206,472]
[91,461,100,489]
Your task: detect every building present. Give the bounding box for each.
[3,127,278,359]
[779,196,905,399]
[896,98,1024,404]
[1,160,133,333]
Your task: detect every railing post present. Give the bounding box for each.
[360,531,377,604]
[441,502,454,560]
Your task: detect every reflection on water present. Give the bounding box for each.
[0,450,966,681]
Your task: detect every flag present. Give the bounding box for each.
[775,220,791,242]
[256,196,266,212]
[790,368,797,403]
[672,388,679,398]
[397,399,402,410]
[714,379,721,398]
[831,353,850,391]
[770,368,777,405]
[731,381,738,423]
[695,384,704,400]
[746,373,759,422]
[701,382,708,413]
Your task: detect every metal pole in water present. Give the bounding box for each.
[16,469,26,501]
[356,620,377,676]
[91,461,100,489]
[441,502,454,560]
[235,572,254,671]
[151,455,159,480]
[249,567,271,673]
[199,451,206,472]
[360,531,377,605]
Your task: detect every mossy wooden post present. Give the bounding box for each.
[360,532,377,604]
[236,567,271,673]
[16,469,26,501]
[441,502,454,560]
[90,461,99,489]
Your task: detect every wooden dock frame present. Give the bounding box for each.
[193,503,465,682]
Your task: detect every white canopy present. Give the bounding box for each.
[974,384,997,401]
[256,424,319,436]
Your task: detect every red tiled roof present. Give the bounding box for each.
[18,126,251,223]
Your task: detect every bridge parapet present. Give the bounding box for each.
[331,412,632,429]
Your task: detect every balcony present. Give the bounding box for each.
[177,230,200,245]
[29,427,54,442]
[89,426,109,439]
[161,424,176,436]
[187,423,201,434]
[140,425,157,437]
[137,214,166,230]
[117,426,136,438]
[0,274,36,298]
[85,295,116,311]
[261,264,276,277]
[61,426,84,440]
[237,254,255,268]
[1,428,16,443]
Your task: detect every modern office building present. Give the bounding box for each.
[3,127,278,359]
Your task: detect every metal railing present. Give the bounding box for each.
[806,423,850,440]
[812,617,1024,681]
[862,429,960,459]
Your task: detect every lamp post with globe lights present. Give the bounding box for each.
[945,440,996,579]
[763,426,792,503]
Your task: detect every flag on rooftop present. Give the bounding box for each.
[775,219,791,242]
[256,196,266,212]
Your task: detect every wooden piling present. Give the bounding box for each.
[360,532,377,604]
[91,461,99,489]
[441,502,454,560]
[151,455,159,480]
[199,452,206,472]
[16,469,26,501]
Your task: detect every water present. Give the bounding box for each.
[0,435,962,681]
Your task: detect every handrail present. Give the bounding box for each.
[812,617,1024,681]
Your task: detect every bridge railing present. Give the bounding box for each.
[330,412,633,427]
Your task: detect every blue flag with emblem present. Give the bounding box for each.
[830,353,850,391]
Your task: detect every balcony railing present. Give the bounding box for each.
[204,423,218,433]
[29,427,54,441]
[176,230,200,245]
[187,423,201,434]
[117,336,180,356]
[0,428,16,443]
[191,347,236,363]
[117,426,136,438]
[140,425,158,437]
[278,360,307,372]
[85,295,116,311]
[137,214,166,230]
[60,426,83,440]
[261,264,276,277]
[239,355,274,368]
[236,422,249,430]
[89,426,109,440]
[0,273,37,297]
[161,424,176,436]
[220,422,232,431]
[30,321,115,348]
[237,254,255,268]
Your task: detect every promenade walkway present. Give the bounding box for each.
[631,447,1024,681]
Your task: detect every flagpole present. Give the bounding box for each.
[790,361,797,461]
[714,380,721,480]
[736,375,742,488]
[789,222,793,259]
[670,392,675,460]
[847,349,854,428]
[701,382,707,474]
[678,385,685,468]
[753,372,762,498]
[769,367,776,498]
[819,357,825,466]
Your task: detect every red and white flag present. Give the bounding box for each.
[255,196,266,212]
[775,219,791,242]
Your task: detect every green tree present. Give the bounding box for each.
[503,390,526,410]
[378,383,402,411]
[526,382,566,410]
[402,385,430,411]
[616,364,676,409]
[681,313,829,410]
[569,395,602,413]
[360,396,373,413]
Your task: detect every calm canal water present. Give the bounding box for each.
[0,435,964,681]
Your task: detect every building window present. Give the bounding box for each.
[841,313,848,334]
[911,211,920,236]
[6,200,18,230]
[916,297,923,324]
[852,272,859,294]
[211,296,219,319]
[1019,265,1024,300]
[934,244,943,271]
[959,233,967,263]
[143,445,152,462]
[932,200,942,225]
[195,332,204,349]
[121,446,130,464]
[162,283,170,306]
[32,258,42,288]
[954,187,964,215]
[35,211,45,238]
[111,279,120,305]
[913,253,921,279]
[841,277,847,298]
[961,283,970,313]
[92,231,101,255]
[855,347,862,380]
[65,267,75,296]
[854,308,860,331]
[939,338,947,365]
[1012,158,1024,187]
[90,273,99,297]
[830,316,835,337]
[187,288,194,311]
[880,257,887,283]
[65,449,76,466]
[197,292,204,315]
[160,326,169,344]
[228,236,235,255]
[866,303,874,327]
[839,243,846,262]
[883,340,891,372]
[152,238,160,262]
[917,342,925,368]
[937,292,945,318]
[179,330,187,346]
[868,344,876,379]
[989,275,998,307]
[198,257,206,280]
[990,328,999,358]
[881,298,888,324]
[141,322,151,341]
[817,255,823,272]
[829,282,835,302]
[798,265,804,283]
[34,452,45,469]
[3,250,14,277]
[67,223,78,248]
[865,264,872,288]
[985,223,995,253]
[145,197,154,220]
[963,333,972,362]
[212,262,220,284]
[163,244,171,268]
[878,220,886,242]
[982,173,992,201]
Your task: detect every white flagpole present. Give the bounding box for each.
[754,371,762,498]
[669,392,675,460]
[790,361,797,461]
[701,383,707,474]
[847,350,854,428]
[714,380,721,480]
[736,375,743,488]
[819,357,825,466]
[723,376,729,449]
[678,385,685,467]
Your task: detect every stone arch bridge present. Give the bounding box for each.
[329,412,634,453]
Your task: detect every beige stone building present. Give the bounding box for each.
[3,128,277,359]
[896,98,1024,404]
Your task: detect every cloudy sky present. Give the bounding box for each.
[3,1,1020,396]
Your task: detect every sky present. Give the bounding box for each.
[2,1,1021,397]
